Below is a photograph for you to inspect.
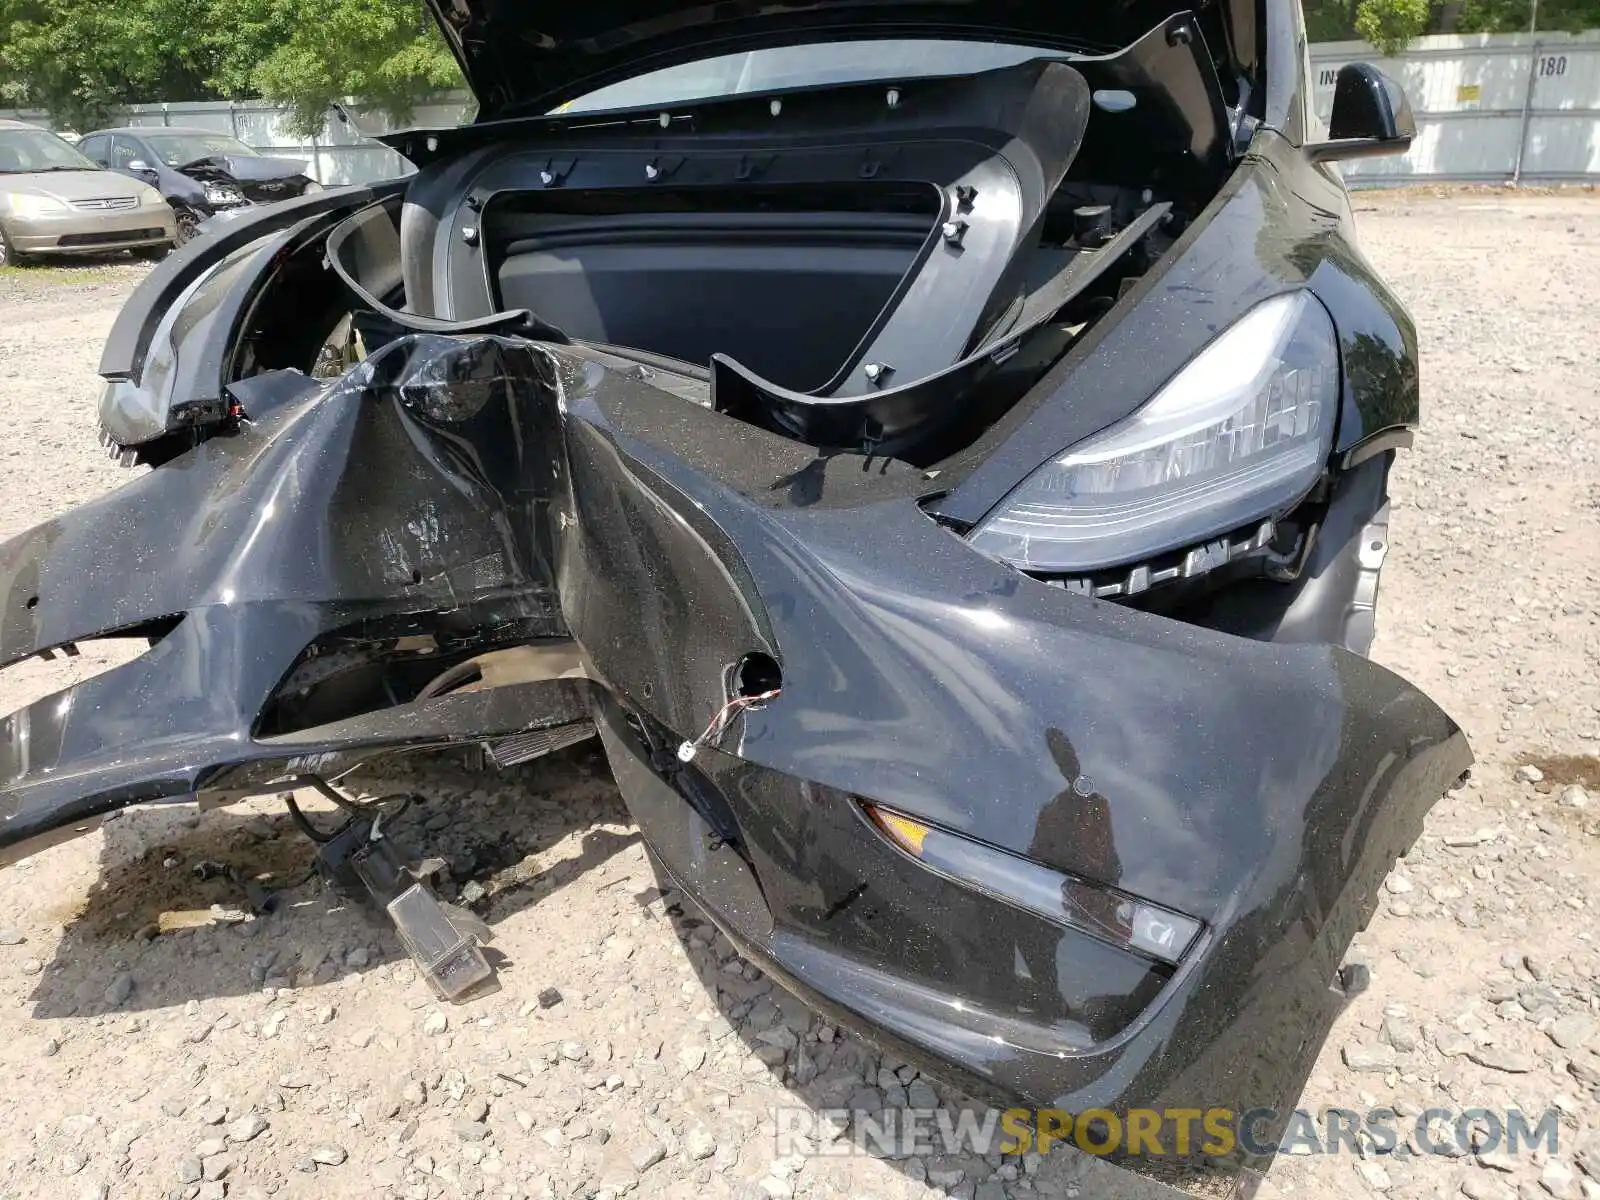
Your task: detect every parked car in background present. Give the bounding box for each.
[79,126,322,243]
[0,119,177,266]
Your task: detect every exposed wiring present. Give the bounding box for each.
[284,794,335,844]
[305,776,368,815]
[282,779,417,842]
[677,688,781,763]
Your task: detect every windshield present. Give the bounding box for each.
[560,40,1076,113]
[143,133,259,166]
[0,127,99,174]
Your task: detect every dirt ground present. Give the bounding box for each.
[0,192,1597,1200]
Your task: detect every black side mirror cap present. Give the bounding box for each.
[1307,62,1417,162]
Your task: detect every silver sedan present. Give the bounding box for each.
[0,120,177,265]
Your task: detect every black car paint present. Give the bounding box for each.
[379,18,1419,517]
[0,7,1466,1196]
[0,326,1468,1194]
[99,184,400,389]
[932,132,1419,524]
[423,0,1259,120]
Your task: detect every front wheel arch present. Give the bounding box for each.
[170,203,203,244]
[0,222,33,267]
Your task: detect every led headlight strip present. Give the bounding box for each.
[971,292,1339,574]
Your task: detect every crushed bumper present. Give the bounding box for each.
[598,689,1464,1191]
[1,333,1468,1194]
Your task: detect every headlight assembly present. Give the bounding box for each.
[5,193,68,217]
[138,186,166,207]
[202,183,245,206]
[970,291,1339,574]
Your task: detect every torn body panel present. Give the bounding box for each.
[1,337,569,858]
[1,332,1467,1193]
[4,13,1461,1194]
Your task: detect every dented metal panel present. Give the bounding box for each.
[1,327,1468,1194]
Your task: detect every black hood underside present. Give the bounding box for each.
[425,0,1257,117]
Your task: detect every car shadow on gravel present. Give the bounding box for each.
[651,862,1196,1200]
[24,741,638,1019]
[27,740,1191,1196]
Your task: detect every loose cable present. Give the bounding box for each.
[677,688,781,762]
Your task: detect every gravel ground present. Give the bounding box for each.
[0,194,1597,1200]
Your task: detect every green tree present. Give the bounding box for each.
[1307,0,1600,45]
[1304,0,1363,42]
[0,0,218,128]
[1355,0,1433,52]
[250,0,461,135]
[1454,0,1598,30]
[0,0,460,133]
[7,0,1600,134]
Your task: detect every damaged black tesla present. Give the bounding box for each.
[0,1,1469,1194]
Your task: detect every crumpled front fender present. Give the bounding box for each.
[1,337,571,858]
[1,333,1468,1193]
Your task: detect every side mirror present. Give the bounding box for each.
[125,159,154,173]
[1308,63,1416,162]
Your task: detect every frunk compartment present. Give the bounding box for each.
[487,182,940,393]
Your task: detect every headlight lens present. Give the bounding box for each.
[202,183,245,205]
[5,193,68,217]
[302,179,324,193]
[970,291,1339,573]
[138,186,165,207]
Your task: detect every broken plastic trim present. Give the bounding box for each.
[22,616,183,665]
[99,184,394,384]
[307,784,496,1002]
[1,617,184,721]
[326,198,570,342]
[484,722,595,768]
[1037,518,1280,599]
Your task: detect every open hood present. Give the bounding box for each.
[179,153,309,184]
[425,0,1258,119]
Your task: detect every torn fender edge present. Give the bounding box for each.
[2,332,1469,1194]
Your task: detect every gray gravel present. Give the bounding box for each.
[0,193,1597,1200]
